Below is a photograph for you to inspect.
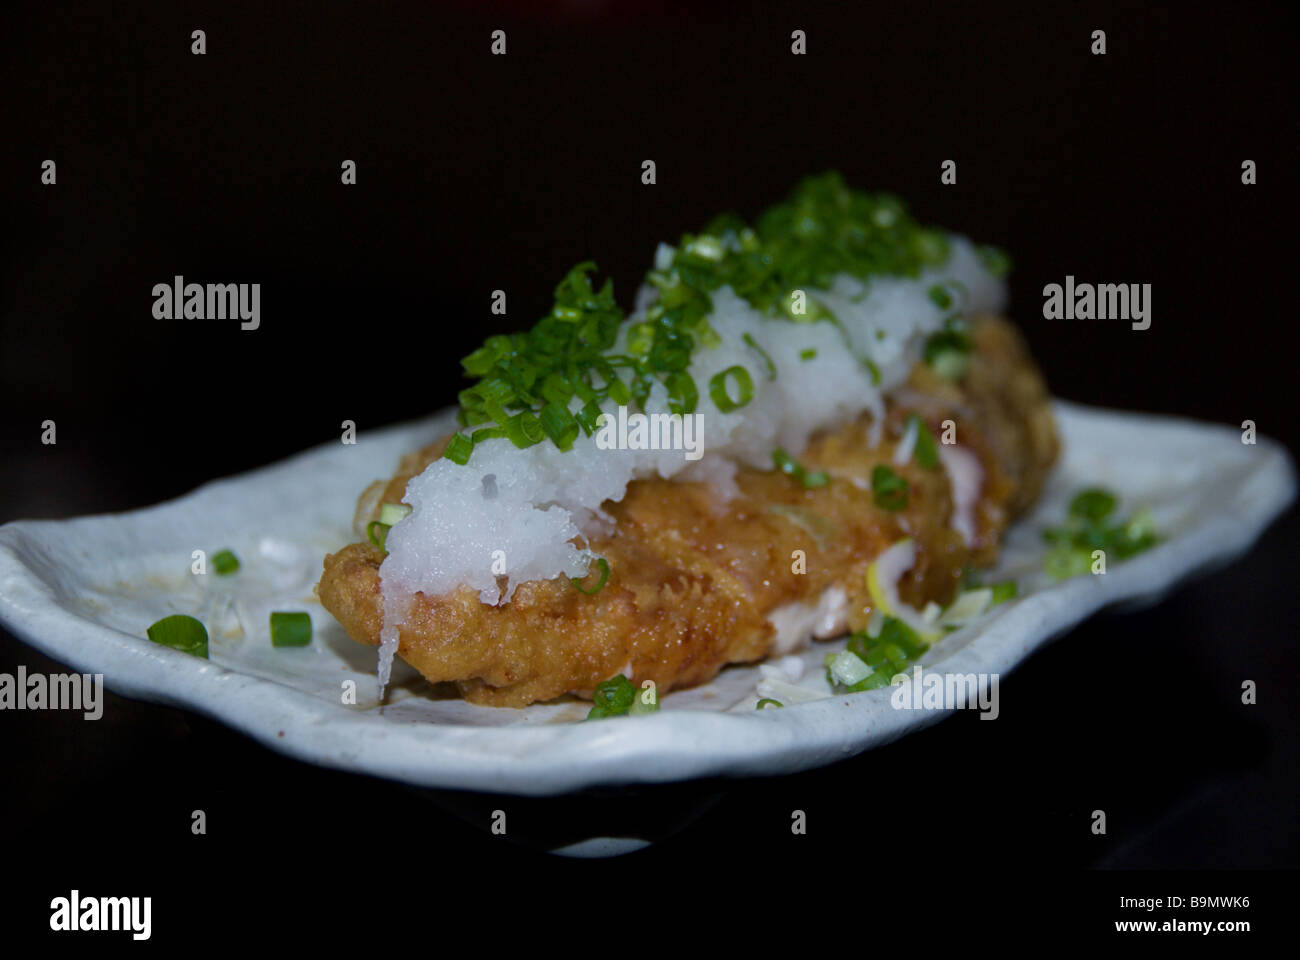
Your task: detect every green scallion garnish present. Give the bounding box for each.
[211,549,240,575]
[539,401,580,451]
[269,611,312,648]
[826,616,927,692]
[1069,487,1118,522]
[571,556,611,595]
[146,614,209,659]
[923,326,973,380]
[989,580,1018,605]
[799,348,817,361]
[871,464,909,511]
[709,365,755,413]
[742,333,777,380]
[1042,487,1157,579]
[772,448,829,489]
[586,674,637,720]
[366,520,390,550]
[443,433,474,465]
[908,414,940,470]
[978,245,1012,278]
[756,698,784,709]
[448,174,992,463]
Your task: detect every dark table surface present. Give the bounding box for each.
[2,0,1296,944]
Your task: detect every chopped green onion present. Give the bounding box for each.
[449,175,996,462]
[269,611,313,648]
[799,348,817,361]
[709,365,755,413]
[1045,545,1093,580]
[871,464,909,511]
[829,650,873,686]
[928,284,953,310]
[1069,487,1118,522]
[936,588,992,628]
[773,448,801,478]
[978,244,1012,278]
[989,580,1018,605]
[539,401,580,451]
[924,327,972,380]
[1042,488,1157,579]
[801,468,830,488]
[146,614,209,659]
[571,556,611,595]
[443,434,473,465]
[908,414,940,470]
[827,616,928,692]
[211,549,240,575]
[666,372,699,416]
[378,502,411,526]
[742,333,777,379]
[366,521,390,550]
[756,698,784,709]
[504,410,545,448]
[586,674,637,720]
[772,448,829,489]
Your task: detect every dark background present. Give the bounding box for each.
[1,0,1295,942]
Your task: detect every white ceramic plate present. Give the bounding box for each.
[0,402,1293,795]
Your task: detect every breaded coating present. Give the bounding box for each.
[318,315,1057,706]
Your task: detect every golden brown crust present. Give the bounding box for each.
[318,315,1058,707]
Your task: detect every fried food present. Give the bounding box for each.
[319,315,1056,706]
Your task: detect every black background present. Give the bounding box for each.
[1,0,1296,944]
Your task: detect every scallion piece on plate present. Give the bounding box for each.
[756,698,784,709]
[269,611,312,648]
[211,549,240,575]
[586,674,637,720]
[829,650,873,687]
[989,580,1018,605]
[146,614,209,659]
[1042,487,1158,579]
[1069,487,1117,522]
